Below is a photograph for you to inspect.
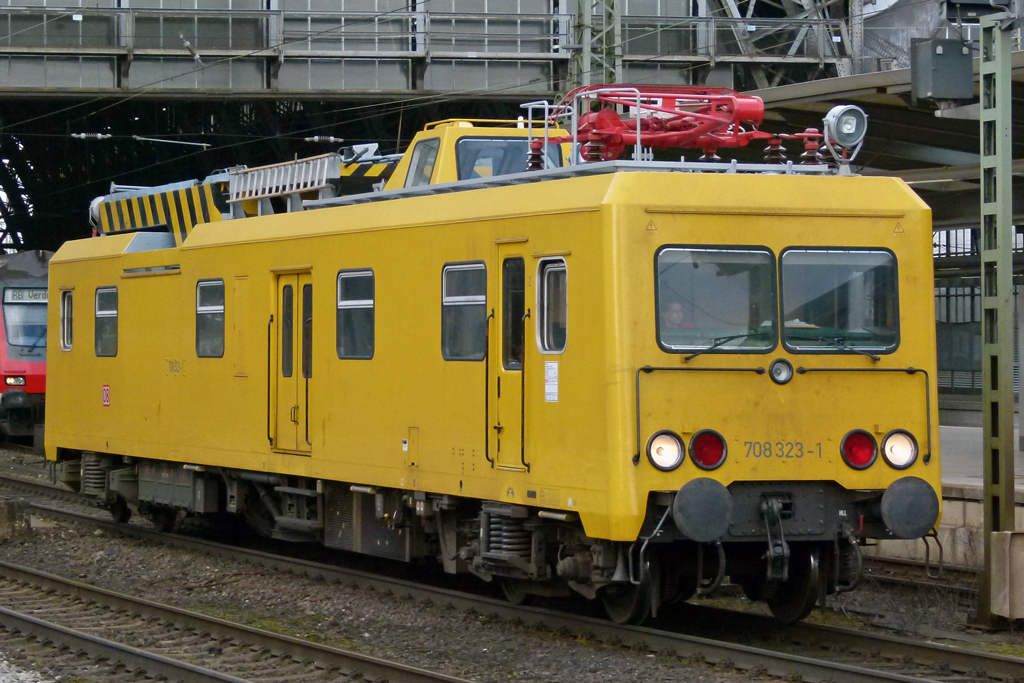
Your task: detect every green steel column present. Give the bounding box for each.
[977,14,1017,627]
[570,0,593,88]
[568,0,621,89]
[604,0,623,84]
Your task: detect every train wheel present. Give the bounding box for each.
[740,570,769,602]
[109,498,131,524]
[767,547,820,624]
[602,555,658,625]
[500,579,531,606]
[148,507,177,532]
[658,547,697,609]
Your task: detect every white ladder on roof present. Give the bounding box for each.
[228,154,342,213]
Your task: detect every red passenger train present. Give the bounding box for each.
[0,250,51,449]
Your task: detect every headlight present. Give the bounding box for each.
[824,105,868,148]
[881,430,918,469]
[769,358,793,385]
[4,376,25,386]
[646,430,685,471]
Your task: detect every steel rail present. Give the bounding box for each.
[860,556,978,596]
[0,559,470,683]
[674,603,1022,680]
[2,474,1021,683]
[0,604,252,683]
[863,555,978,579]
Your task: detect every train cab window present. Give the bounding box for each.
[94,287,118,357]
[2,287,48,352]
[196,280,225,358]
[537,259,567,353]
[456,138,563,180]
[780,248,898,354]
[405,138,440,188]
[336,270,374,359]
[655,246,777,353]
[60,291,73,351]
[442,263,486,361]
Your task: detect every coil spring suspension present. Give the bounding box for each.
[80,453,111,497]
[489,516,531,558]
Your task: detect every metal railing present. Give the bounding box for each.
[0,7,845,63]
[618,16,846,62]
[934,226,1024,258]
[935,283,1020,395]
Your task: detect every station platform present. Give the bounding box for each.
[863,425,1024,569]
[939,425,1024,490]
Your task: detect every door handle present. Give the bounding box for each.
[291,405,299,424]
[493,422,504,433]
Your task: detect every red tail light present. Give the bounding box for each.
[841,430,877,469]
[690,430,727,470]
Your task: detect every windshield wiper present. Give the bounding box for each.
[684,332,767,362]
[799,336,880,362]
[26,329,46,353]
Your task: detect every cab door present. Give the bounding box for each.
[275,273,313,454]
[490,248,531,471]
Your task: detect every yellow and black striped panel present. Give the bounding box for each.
[339,160,396,180]
[99,182,222,246]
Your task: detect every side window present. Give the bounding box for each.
[405,138,440,188]
[196,280,225,358]
[302,283,313,378]
[337,270,374,359]
[442,263,486,361]
[95,287,117,357]
[538,259,567,353]
[281,285,293,378]
[502,258,525,370]
[60,291,73,351]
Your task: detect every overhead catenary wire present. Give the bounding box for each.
[5,0,931,203]
[0,0,948,136]
[27,19,863,206]
[28,47,823,205]
[0,0,441,134]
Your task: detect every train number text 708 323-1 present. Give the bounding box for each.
[744,441,822,459]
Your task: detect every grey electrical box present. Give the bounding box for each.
[910,38,974,104]
[943,0,1011,23]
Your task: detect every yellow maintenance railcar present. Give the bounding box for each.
[47,86,940,624]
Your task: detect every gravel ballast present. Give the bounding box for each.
[0,513,750,683]
[0,659,55,683]
[1,449,1022,680]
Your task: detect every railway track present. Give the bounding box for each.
[863,555,978,594]
[0,598,253,683]
[2,472,1022,683]
[0,617,230,683]
[0,559,471,683]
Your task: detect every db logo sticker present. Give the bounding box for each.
[102,385,110,407]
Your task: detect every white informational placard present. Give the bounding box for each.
[544,361,558,402]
